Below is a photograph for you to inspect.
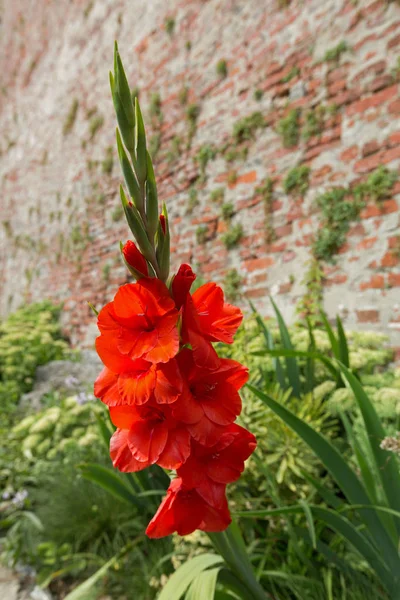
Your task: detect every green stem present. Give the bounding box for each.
[208,521,269,600]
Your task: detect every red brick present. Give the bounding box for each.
[362,140,379,157]
[325,274,348,286]
[388,99,400,115]
[354,153,383,174]
[388,131,400,147]
[346,85,398,116]
[275,224,293,238]
[359,274,385,290]
[356,309,380,324]
[243,257,274,272]
[381,252,400,267]
[246,286,269,298]
[356,236,378,250]
[340,146,359,162]
[388,34,400,49]
[250,273,268,284]
[236,170,257,184]
[388,273,400,287]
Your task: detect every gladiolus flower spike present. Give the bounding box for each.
[93,46,256,538]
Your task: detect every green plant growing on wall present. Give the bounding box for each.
[277,108,301,148]
[165,16,175,36]
[227,169,238,185]
[148,132,161,159]
[2,220,12,238]
[178,86,189,106]
[221,202,235,221]
[186,103,200,147]
[313,187,364,262]
[303,104,338,141]
[196,225,208,244]
[253,88,264,101]
[185,40,192,51]
[353,165,398,205]
[101,146,114,175]
[195,144,217,180]
[102,262,111,282]
[222,223,243,249]
[223,268,243,302]
[210,187,225,204]
[256,177,275,244]
[149,92,163,124]
[223,146,249,163]
[88,113,104,140]
[295,256,325,326]
[187,187,199,213]
[111,204,124,222]
[232,112,265,143]
[216,59,228,78]
[62,99,79,136]
[281,66,300,83]
[83,0,94,18]
[166,136,182,164]
[323,40,349,63]
[283,165,311,196]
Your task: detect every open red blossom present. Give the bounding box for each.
[171,263,196,310]
[192,282,243,344]
[146,477,231,538]
[172,349,248,446]
[109,402,191,471]
[122,240,148,276]
[177,424,257,507]
[94,358,182,406]
[96,278,179,365]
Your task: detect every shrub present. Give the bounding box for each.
[323,40,349,63]
[62,99,79,136]
[223,268,242,302]
[232,112,265,143]
[283,165,311,195]
[216,59,228,78]
[221,202,235,221]
[222,223,243,249]
[353,165,398,204]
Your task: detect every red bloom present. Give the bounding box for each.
[171,264,196,310]
[94,358,182,406]
[96,278,179,365]
[109,402,191,471]
[122,240,148,276]
[146,477,231,538]
[159,214,166,234]
[172,349,248,446]
[192,283,243,344]
[177,424,257,506]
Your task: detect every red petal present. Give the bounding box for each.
[195,479,227,509]
[171,389,204,425]
[201,382,241,426]
[128,420,168,463]
[157,427,191,470]
[109,404,142,429]
[94,367,120,405]
[95,334,139,373]
[171,264,196,309]
[122,241,148,275]
[117,327,158,361]
[154,359,182,404]
[199,497,231,532]
[146,485,176,538]
[144,316,179,363]
[117,366,156,405]
[172,489,206,535]
[188,418,226,446]
[110,429,150,472]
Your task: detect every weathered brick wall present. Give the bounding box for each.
[0,0,400,347]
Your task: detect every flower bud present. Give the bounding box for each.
[172,264,196,309]
[122,240,148,277]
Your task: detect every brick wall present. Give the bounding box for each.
[0,0,400,347]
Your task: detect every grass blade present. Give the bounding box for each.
[79,463,143,508]
[336,315,349,367]
[270,297,301,397]
[158,554,223,600]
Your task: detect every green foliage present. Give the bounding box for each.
[196,225,208,244]
[149,132,161,159]
[256,177,275,243]
[303,105,337,140]
[111,204,124,222]
[0,302,68,421]
[313,188,364,262]
[101,146,113,175]
[178,86,189,106]
[186,103,200,146]
[88,113,104,140]
[221,223,243,249]
[167,135,182,163]
[282,66,300,83]
[221,202,235,221]
[353,165,397,205]
[63,99,79,136]
[223,269,243,303]
[165,16,175,36]
[296,257,325,326]
[323,40,349,63]
[391,56,400,81]
[232,111,265,143]
[210,187,225,204]
[2,219,12,237]
[195,144,217,180]
[187,187,199,214]
[227,169,238,185]
[149,92,163,121]
[102,263,111,282]
[283,164,310,195]
[131,86,140,103]
[216,59,228,78]
[277,108,301,148]
[253,88,264,101]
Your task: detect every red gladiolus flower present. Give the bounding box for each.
[94,358,182,406]
[109,402,191,471]
[159,214,166,234]
[172,349,248,446]
[146,477,231,538]
[177,424,257,506]
[192,282,243,344]
[171,264,196,310]
[96,278,179,365]
[122,240,148,276]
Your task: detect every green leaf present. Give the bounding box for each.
[116,128,142,209]
[157,203,170,282]
[249,301,286,390]
[79,463,142,508]
[134,98,147,185]
[110,71,134,153]
[320,312,339,359]
[94,412,113,449]
[339,363,400,533]
[185,567,221,600]
[63,555,117,600]
[270,297,301,397]
[158,554,223,600]
[247,385,400,575]
[120,186,155,263]
[336,315,349,367]
[146,151,159,242]
[299,500,316,549]
[115,50,135,129]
